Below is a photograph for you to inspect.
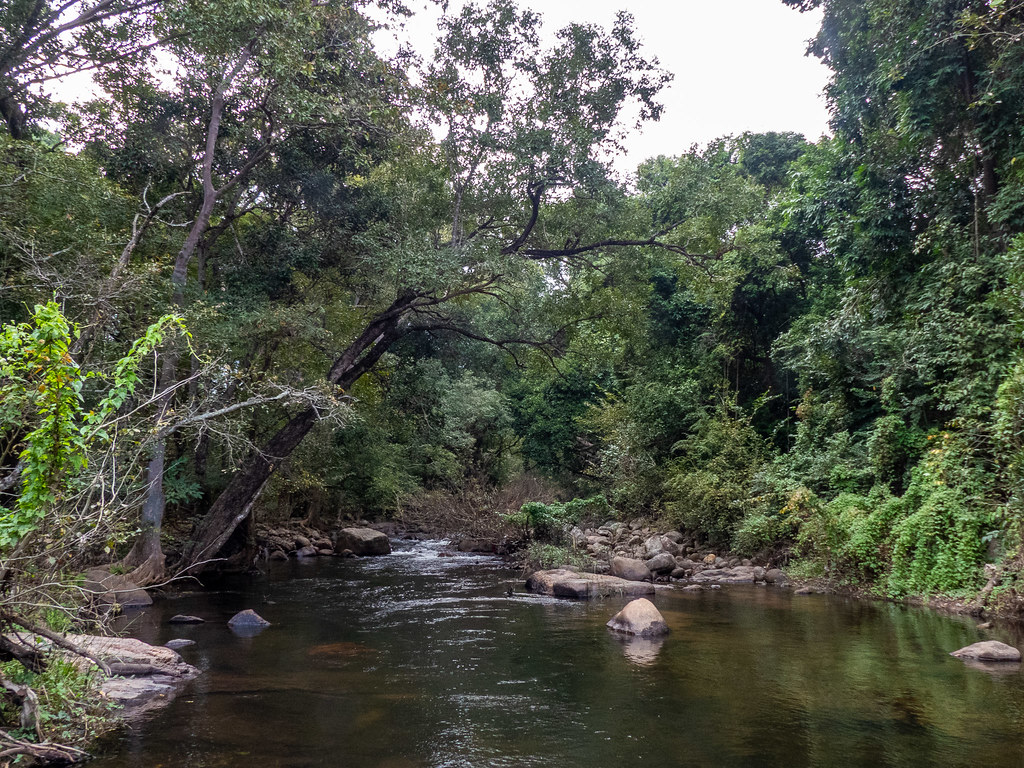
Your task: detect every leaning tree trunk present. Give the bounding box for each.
[178,295,415,572]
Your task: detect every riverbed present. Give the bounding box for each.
[93,539,1024,768]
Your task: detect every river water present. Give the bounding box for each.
[92,539,1024,768]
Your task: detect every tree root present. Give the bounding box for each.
[122,553,166,588]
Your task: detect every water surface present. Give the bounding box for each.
[94,540,1024,768]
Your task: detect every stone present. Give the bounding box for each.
[295,545,318,557]
[294,535,311,549]
[950,641,1021,663]
[644,535,666,558]
[313,539,333,551]
[269,550,288,561]
[670,567,688,580]
[645,552,677,575]
[83,568,152,608]
[610,556,652,582]
[752,566,766,582]
[317,548,334,556]
[690,566,757,584]
[165,639,196,650]
[25,634,200,718]
[664,531,684,544]
[168,615,205,625]
[606,598,669,637]
[681,584,703,592]
[793,586,817,595]
[702,554,717,565]
[335,527,391,556]
[340,549,354,557]
[764,568,787,584]
[228,609,271,628]
[526,569,655,600]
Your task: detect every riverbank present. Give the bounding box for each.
[249,515,1023,626]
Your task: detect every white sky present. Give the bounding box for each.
[384,0,832,171]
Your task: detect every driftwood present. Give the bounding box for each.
[0,728,89,765]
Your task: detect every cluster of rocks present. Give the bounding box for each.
[569,521,786,588]
[257,523,391,560]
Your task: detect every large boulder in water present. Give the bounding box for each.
[610,556,652,582]
[335,527,391,556]
[606,598,669,637]
[950,641,1021,663]
[526,569,655,600]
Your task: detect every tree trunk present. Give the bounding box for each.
[178,295,415,571]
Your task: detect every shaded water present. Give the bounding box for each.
[94,540,1024,768]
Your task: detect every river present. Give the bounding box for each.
[92,539,1024,768]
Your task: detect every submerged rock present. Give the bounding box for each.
[228,609,271,628]
[526,569,655,600]
[165,639,196,650]
[335,527,391,556]
[606,598,670,637]
[168,615,205,624]
[950,641,1021,663]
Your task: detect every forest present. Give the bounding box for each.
[1,0,1023,637]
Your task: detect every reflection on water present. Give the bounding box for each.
[94,540,1024,768]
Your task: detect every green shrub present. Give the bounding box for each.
[504,495,613,541]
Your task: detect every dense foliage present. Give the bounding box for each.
[1,0,1022,629]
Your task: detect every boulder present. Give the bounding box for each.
[83,568,152,608]
[606,598,669,637]
[610,556,652,582]
[335,527,391,556]
[295,545,318,558]
[168,615,205,625]
[702,554,717,565]
[227,609,271,628]
[645,553,677,575]
[269,550,288,561]
[752,566,766,582]
[526,569,655,600]
[294,535,311,549]
[458,538,493,553]
[670,567,688,580]
[317,548,334,556]
[663,531,684,544]
[950,641,1021,663]
[764,568,787,584]
[691,566,757,584]
[25,634,200,718]
[644,535,666,558]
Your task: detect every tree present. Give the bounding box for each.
[0,0,162,138]
[177,0,676,570]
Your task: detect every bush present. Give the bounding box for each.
[504,495,613,541]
